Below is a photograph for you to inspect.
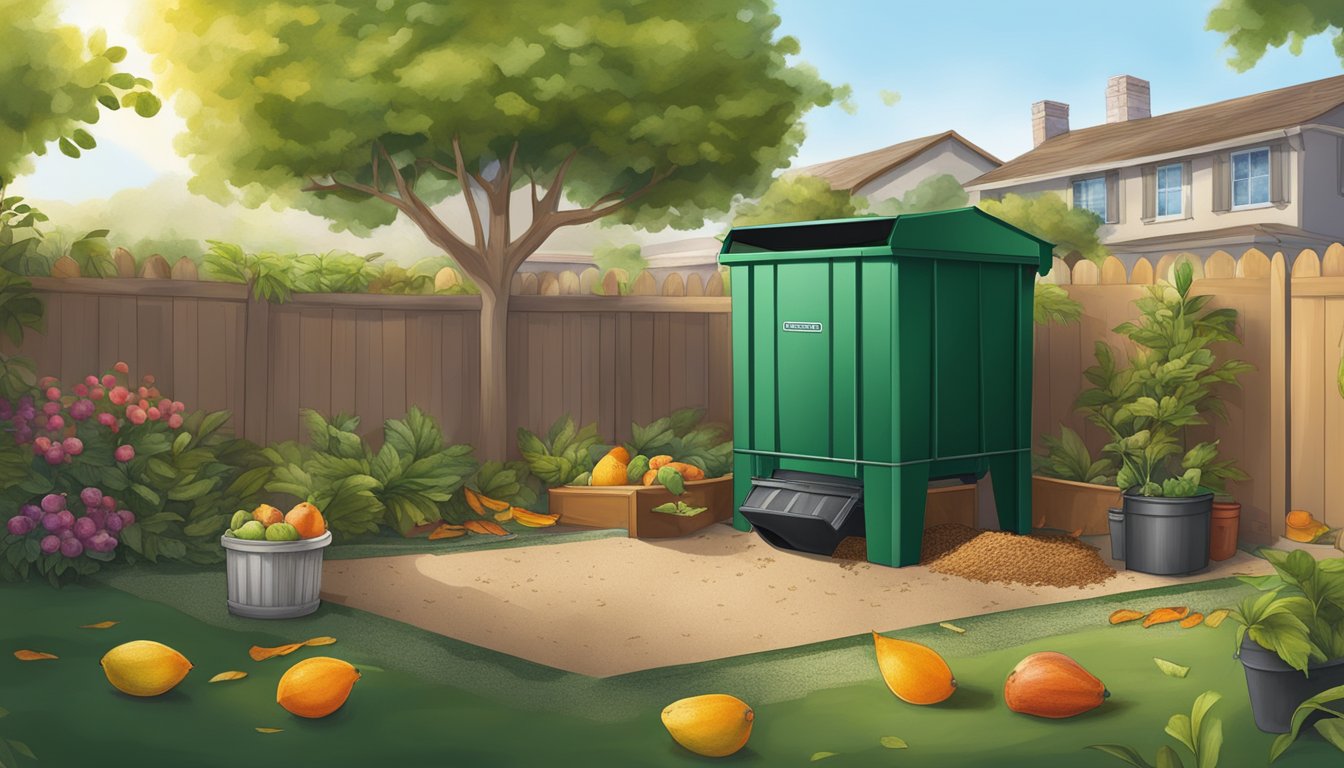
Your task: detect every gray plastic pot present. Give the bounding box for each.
[221,531,332,619]
[1240,634,1344,733]
[1122,490,1212,575]
[1107,507,1125,561]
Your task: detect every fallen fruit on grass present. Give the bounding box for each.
[276,657,360,718]
[1142,607,1190,628]
[252,504,283,527]
[1003,651,1108,718]
[1179,612,1204,629]
[1108,609,1144,625]
[1203,609,1230,628]
[871,632,957,705]
[591,454,628,486]
[235,521,266,541]
[101,640,193,697]
[284,502,326,539]
[511,507,560,527]
[661,694,754,757]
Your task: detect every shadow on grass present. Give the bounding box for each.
[930,682,995,711]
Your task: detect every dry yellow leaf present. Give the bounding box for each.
[428,524,467,540]
[1204,609,1231,628]
[13,650,57,661]
[939,622,966,634]
[1109,609,1145,625]
[303,637,337,647]
[1179,613,1204,629]
[464,519,510,536]
[493,508,514,522]
[80,620,118,629]
[255,728,283,734]
[1142,607,1190,628]
[249,643,304,661]
[1069,528,1083,538]
[209,671,248,683]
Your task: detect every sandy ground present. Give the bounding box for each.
[318,522,1289,677]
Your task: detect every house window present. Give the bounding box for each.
[1072,176,1107,219]
[1231,147,1270,208]
[1156,163,1182,218]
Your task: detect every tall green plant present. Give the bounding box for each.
[1089,690,1224,768]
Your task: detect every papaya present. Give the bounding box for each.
[1003,652,1108,718]
[649,455,674,471]
[605,446,631,464]
[642,469,658,486]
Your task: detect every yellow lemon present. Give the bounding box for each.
[101,640,193,697]
[661,694,754,757]
[276,656,360,718]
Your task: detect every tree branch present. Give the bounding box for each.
[451,136,487,253]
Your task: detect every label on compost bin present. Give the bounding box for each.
[782,321,823,333]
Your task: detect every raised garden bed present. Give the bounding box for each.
[548,475,735,538]
[1031,475,1121,535]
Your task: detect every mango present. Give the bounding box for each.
[101,640,193,697]
[661,694,754,757]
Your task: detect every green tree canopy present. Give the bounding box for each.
[141,0,846,456]
[732,173,864,227]
[868,174,969,216]
[1207,0,1344,71]
[0,0,158,185]
[978,192,1109,265]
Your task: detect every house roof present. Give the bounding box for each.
[970,74,1344,187]
[794,130,1002,193]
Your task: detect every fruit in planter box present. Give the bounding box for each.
[285,502,326,539]
[626,455,651,484]
[649,455,674,471]
[265,523,301,542]
[604,446,631,464]
[235,521,266,541]
[591,453,629,486]
[252,504,283,526]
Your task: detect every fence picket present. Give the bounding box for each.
[1292,249,1321,277]
[1100,256,1126,284]
[661,272,685,296]
[1131,258,1154,284]
[1205,251,1236,278]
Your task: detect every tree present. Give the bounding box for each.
[142,0,846,458]
[592,243,648,294]
[978,192,1109,266]
[1207,0,1344,71]
[867,174,969,216]
[732,173,864,227]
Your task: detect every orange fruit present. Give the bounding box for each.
[285,502,327,539]
[871,632,957,705]
[276,657,360,718]
[591,454,629,486]
[606,446,631,464]
[253,504,283,527]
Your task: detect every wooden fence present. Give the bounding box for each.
[1036,244,1344,545]
[8,269,732,454]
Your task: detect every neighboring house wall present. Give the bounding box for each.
[857,139,998,202]
[1301,111,1344,237]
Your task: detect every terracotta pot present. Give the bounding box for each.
[1209,500,1241,561]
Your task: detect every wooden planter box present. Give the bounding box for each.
[548,475,735,539]
[1031,476,1121,535]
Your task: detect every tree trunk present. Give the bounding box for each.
[476,282,511,460]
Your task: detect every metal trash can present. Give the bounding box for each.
[720,208,1053,566]
[221,531,332,618]
[1107,507,1125,561]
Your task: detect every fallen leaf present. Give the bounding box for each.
[810,752,839,762]
[303,636,337,647]
[1109,609,1145,625]
[1179,612,1204,629]
[428,524,467,540]
[249,643,304,661]
[880,736,908,749]
[209,671,248,683]
[464,519,510,536]
[1204,609,1230,628]
[13,650,57,661]
[8,740,35,759]
[493,509,514,522]
[255,728,283,734]
[1142,607,1190,628]
[1154,657,1190,678]
[939,622,966,634]
[1033,514,1046,528]
[80,620,118,629]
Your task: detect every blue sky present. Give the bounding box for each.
[15,0,1344,203]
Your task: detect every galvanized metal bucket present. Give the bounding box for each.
[221,531,332,619]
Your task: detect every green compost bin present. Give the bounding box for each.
[718,207,1053,567]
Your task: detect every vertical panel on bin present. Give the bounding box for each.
[830,259,858,461]
[731,263,755,530]
[752,264,777,453]
[932,259,981,460]
[978,263,1016,453]
[776,261,831,458]
[858,258,894,464]
[895,259,932,462]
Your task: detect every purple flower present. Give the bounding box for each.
[80,487,103,509]
[62,437,83,456]
[42,401,61,417]
[59,538,83,558]
[43,446,65,465]
[7,516,34,536]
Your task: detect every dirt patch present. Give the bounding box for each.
[831,524,1116,588]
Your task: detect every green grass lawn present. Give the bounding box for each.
[1,572,1340,768]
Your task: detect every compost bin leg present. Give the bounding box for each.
[987,452,1031,534]
[862,463,929,567]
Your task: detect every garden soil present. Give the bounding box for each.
[319,521,1273,678]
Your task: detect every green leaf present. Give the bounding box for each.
[1195,714,1222,768]
[131,483,161,507]
[1155,745,1184,768]
[133,92,162,118]
[1154,657,1190,678]
[107,72,135,89]
[1315,719,1344,752]
[97,94,121,110]
[1166,714,1195,754]
[103,45,128,63]
[879,736,907,749]
[810,752,838,762]
[1086,746,1155,768]
[70,129,97,150]
[167,477,216,501]
[88,28,108,54]
[58,137,80,158]
[1270,684,1344,761]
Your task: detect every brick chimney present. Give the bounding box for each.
[1031,100,1069,147]
[1106,75,1150,123]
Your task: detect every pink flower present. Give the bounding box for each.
[34,436,51,452]
[47,415,64,431]
[127,407,147,425]
[38,376,56,387]
[85,375,99,387]
[158,398,171,413]
[62,437,83,456]
[45,387,61,402]
[172,401,185,414]
[97,412,116,427]
[147,407,161,421]
[109,387,129,406]
[91,387,104,401]
[74,383,88,397]
[143,374,155,385]
[148,388,160,399]
[101,374,116,388]
[138,398,149,410]
[114,445,134,462]
[167,413,183,429]
[137,386,149,399]
[113,362,128,374]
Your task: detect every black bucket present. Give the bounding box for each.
[1240,635,1344,733]
[1122,491,1212,575]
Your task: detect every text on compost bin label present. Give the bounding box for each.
[782,322,823,333]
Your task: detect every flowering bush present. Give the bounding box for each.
[0,362,269,585]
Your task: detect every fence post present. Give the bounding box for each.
[242,293,271,444]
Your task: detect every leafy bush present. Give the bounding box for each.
[1034,426,1114,485]
[518,415,603,487]
[0,272,44,400]
[0,191,52,276]
[262,408,476,537]
[1229,549,1344,671]
[1034,282,1083,326]
[627,408,733,479]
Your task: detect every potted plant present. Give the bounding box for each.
[1227,549,1344,735]
[1076,261,1251,575]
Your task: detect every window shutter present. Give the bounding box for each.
[1105,170,1119,224]
[1141,165,1156,221]
[1271,142,1287,204]
[1212,153,1230,212]
[1182,160,1193,219]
